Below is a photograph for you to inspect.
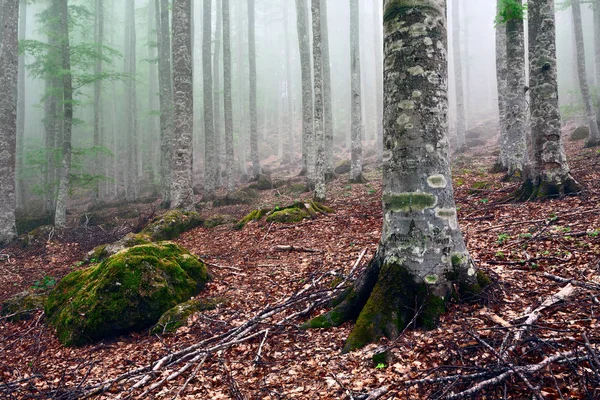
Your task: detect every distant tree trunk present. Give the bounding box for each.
[595,0,600,88]
[0,0,18,243]
[54,0,73,228]
[44,75,58,213]
[248,0,260,177]
[282,2,294,165]
[494,0,508,171]
[305,0,481,353]
[349,0,364,183]
[203,0,216,198]
[452,0,466,150]
[157,0,174,206]
[463,0,471,128]
[148,0,159,191]
[223,0,235,193]
[295,0,314,180]
[519,0,580,199]
[16,0,25,209]
[504,5,528,177]
[311,0,325,201]
[124,0,139,201]
[572,0,600,146]
[372,0,383,161]
[236,0,248,177]
[170,0,194,209]
[321,0,333,179]
[213,0,223,186]
[92,0,103,203]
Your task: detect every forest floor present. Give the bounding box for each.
[1,132,600,399]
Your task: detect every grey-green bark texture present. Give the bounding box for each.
[282,2,294,165]
[451,0,466,150]
[170,0,194,210]
[349,0,364,182]
[16,0,24,208]
[311,0,326,201]
[236,0,248,177]
[505,11,528,176]
[248,0,260,177]
[148,0,159,189]
[572,0,600,146]
[157,0,174,205]
[321,0,333,178]
[124,0,139,201]
[213,0,223,185]
[373,0,383,160]
[305,0,479,353]
[54,0,73,228]
[521,0,580,198]
[595,0,600,88]
[495,0,508,170]
[0,0,18,244]
[295,0,314,180]
[223,0,235,193]
[92,0,103,203]
[203,0,216,198]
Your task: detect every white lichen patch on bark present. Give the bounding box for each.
[427,174,447,188]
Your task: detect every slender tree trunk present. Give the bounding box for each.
[494,0,508,171]
[16,0,25,209]
[170,0,194,209]
[148,0,159,191]
[248,0,260,177]
[373,0,383,161]
[44,75,57,213]
[463,0,471,128]
[295,0,314,180]
[311,0,325,201]
[305,0,481,353]
[504,5,528,177]
[54,0,73,228]
[236,0,248,177]
[92,0,103,203]
[595,0,600,88]
[213,0,223,186]
[203,0,216,198]
[223,0,235,193]
[349,0,364,183]
[321,0,333,179]
[519,0,580,199]
[124,0,139,201]
[282,2,294,165]
[452,0,466,150]
[0,0,19,243]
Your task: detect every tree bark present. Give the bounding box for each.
[248,0,260,177]
[16,0,25,209]
[0,0,18,243]
[124,0,139,201]
[148,0,159,192]
[311,0,326,201]
[282,2,294,165]
[494,0,508,171]
[170,0,194,209]
[236,0,247,177]
[452,0,466,150]
[305,0,481,353]
[595,0,600,89]
[223,0,235,193]
[54,0,73,228]
[92,0,103,203]
[203,0,216,198]
[213,0,223,186]
[373,0,383,161]
[321,0,333,179]
[349,0,364,183]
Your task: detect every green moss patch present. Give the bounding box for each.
[383,192,437,213]
[86,233,152,263]
[203,214,237,229]
[141,210,204,241]
[150,297,228,335]
[238,201,334,227]
[46,242,210,346]
[248,175,273,190]
[1,291,47,322]
[570,126,590,141]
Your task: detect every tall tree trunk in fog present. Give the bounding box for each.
[349,0,364,183]
[92,0,103,203]
[213,0,223,186]
[16,0,25,208]
[124,0,139,201]
[282,2,294,165]
[373,0,383,160]
[504,7,528,177]
[494,0,508,171]
[311,0,325,201]
[0,0,18,243]
[54,0,73,228]
[305,0,480,353]
[519,0,580,199]
[148,0,159,188]
[223,0,235,193]
[594,0,600,88]
[170,0,194,209]
[452,0,466,150]
[572,0,600,146]
[248,0,260,177]
[157,0,174,205]
[203,0,216,198]
[295,0,314,180]
[235,0,247,176]
[321,0,333,179]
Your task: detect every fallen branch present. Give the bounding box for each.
[271,245,320,253]
[542,273,600,291]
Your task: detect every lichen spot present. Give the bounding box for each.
[399,100,415,110]
[409,23,427,37]
[425,144,435,153]
[396,114,411,126]
[412,90,422,98]
[425,275,438,284]
[383,192,437,213]
[467,267,476,277]
[435,208,458,229]
[423,37,433,46]
[408,66,424,76]
[427,174,447,188]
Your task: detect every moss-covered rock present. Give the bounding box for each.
[249,175,273,190]
[17,225,55,248]
[204,214,237,228]
[570,126,589,141]
[1,291,47,322]
[16,214,53,235]
[283,183,310,195]
[266,208,310,223]
[86,233,152,263]
[334,159,351,175]
[141,210,204,241]
[46,242,210,346]
[236,208,270,229]
[213,188,259,207]
[150,297,228,335]
[239,201,334,225]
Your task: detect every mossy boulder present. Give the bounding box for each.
[213,188,259,207]
[1,291,47,322]
[141,210,203,241]
[17,225,55,248]
[249,174,273,190]
[267,208,309,223]
[86,233,152,263]
[570,126,589,141]
[150,297,228,335]
[204,214,237,228]
[283,183,310,195]
[239,201,334,225]
[15,214,53,235]
[334,159,351,175]
[46,242,210,346]
[236,208,270,229]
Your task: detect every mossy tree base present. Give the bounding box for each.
[584,139,600,148]
[515,175,582,201]
[348,173,368,184]
[489,161,508,174]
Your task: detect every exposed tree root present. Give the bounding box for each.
[514,175,582,201]
[348,173,368,184]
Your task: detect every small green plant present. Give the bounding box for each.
[31,275,56,291]
[480,198,489,204]
[530,263,539,270]
[495,251,505,259]
[497,233,510,245]
[548,213,558,222]
[375,363,386,370]
[587,230,600,238]
[557,226,571,233]
[519,233,533,239]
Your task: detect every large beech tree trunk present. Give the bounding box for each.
[213,0,223,186]
[0,0,18,243]
[349,0,364,183]
[304,0,482,353]
[248,0,260,177]
[321,0,333,179]
[92,0,103,203]
[494,0,508,171]
[203,0,216,198]
[282,2,294,165]
[16,0,25,208]
[311,0,325,201]
[223,0,234,193]
[124,0,139,201]
[519,0,580,199]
